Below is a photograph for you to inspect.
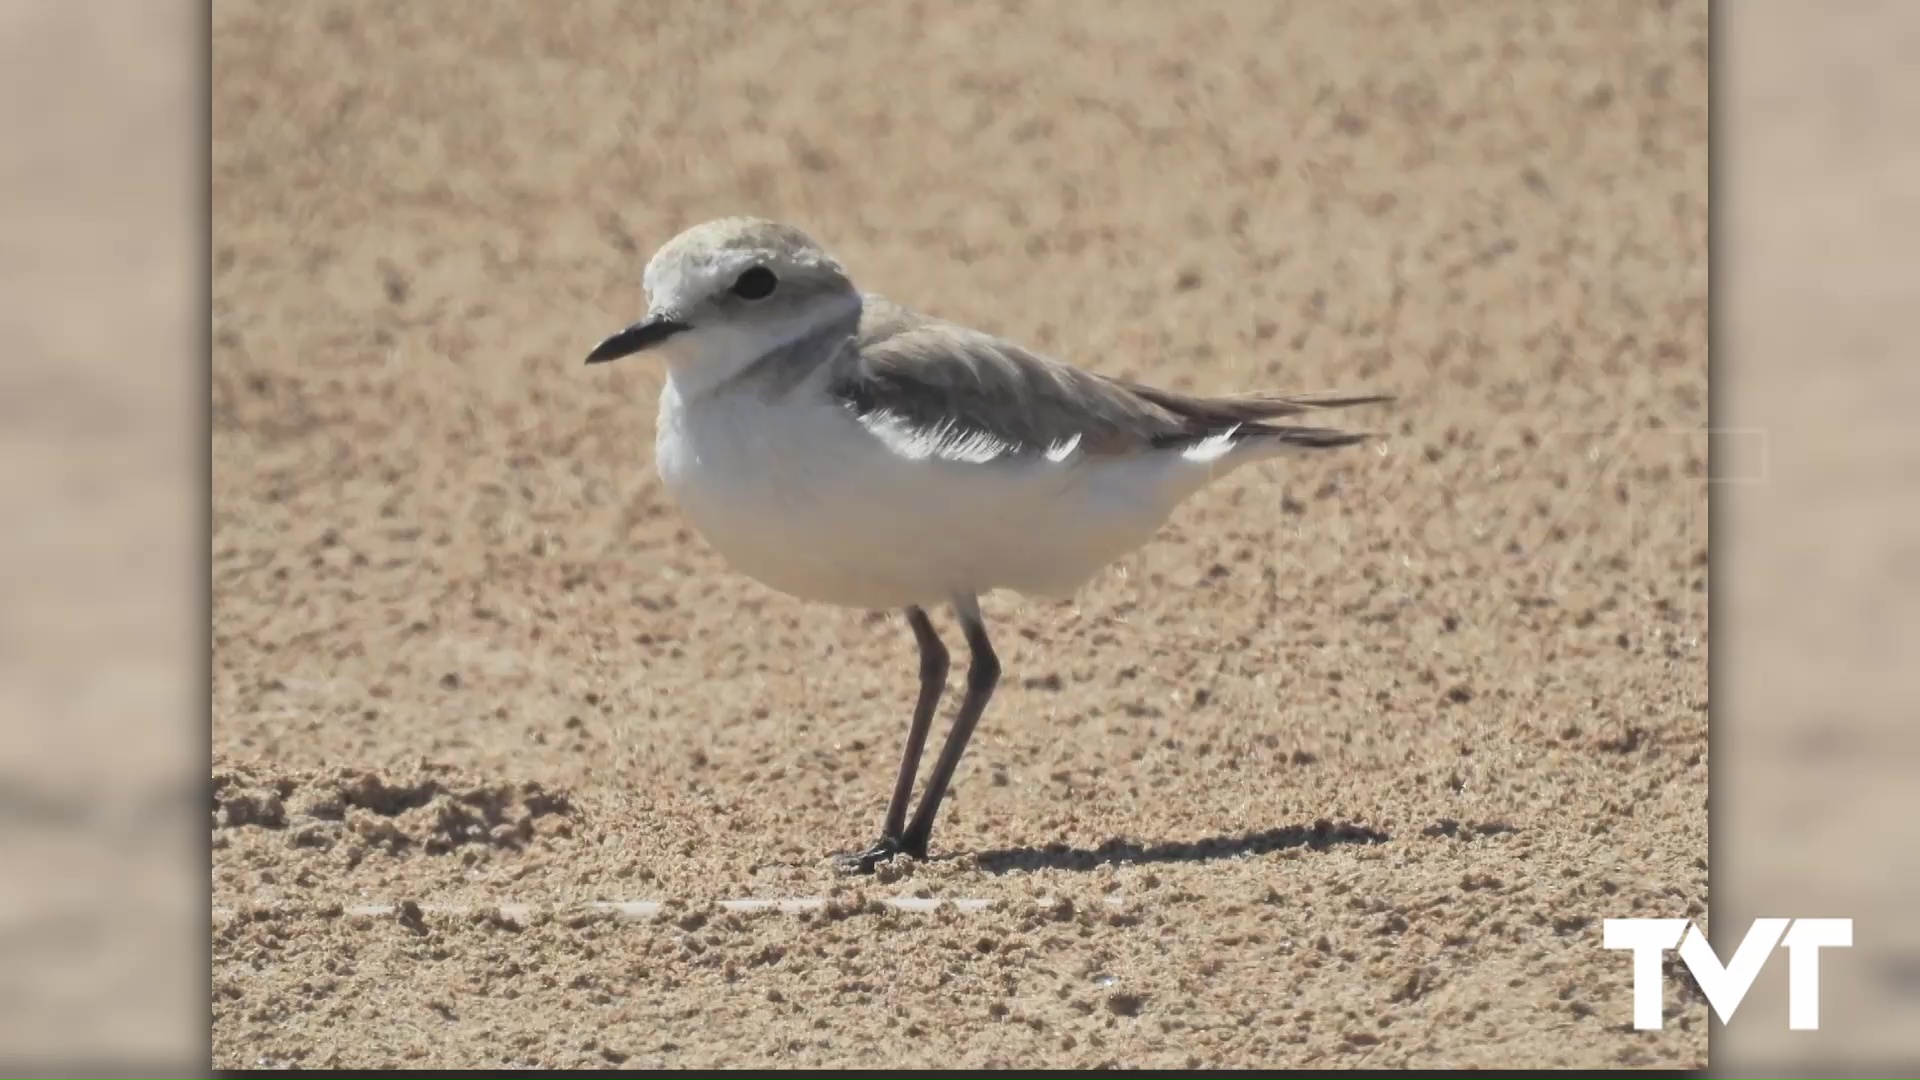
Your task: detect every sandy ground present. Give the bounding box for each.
[211,0,1708,1069]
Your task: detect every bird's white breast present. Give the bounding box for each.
[654,379,1245,611]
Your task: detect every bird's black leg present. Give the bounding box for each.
[898,596,998,861]
[833,606,947,874]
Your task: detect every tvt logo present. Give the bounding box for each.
[1603,918,1852,1030]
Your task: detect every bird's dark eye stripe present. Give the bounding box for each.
[731,266,778,300]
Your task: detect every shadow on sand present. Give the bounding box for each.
[967,819,1389,875]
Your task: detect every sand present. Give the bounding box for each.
[211,0,1708,1068]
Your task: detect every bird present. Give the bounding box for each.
[584,216,1390,874]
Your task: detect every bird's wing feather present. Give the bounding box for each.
[830,296,1389,462]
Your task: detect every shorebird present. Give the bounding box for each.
[586,217,1389,873]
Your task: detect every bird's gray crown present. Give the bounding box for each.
[642,216,850,315]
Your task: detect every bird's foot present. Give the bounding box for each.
[831,833,927,875]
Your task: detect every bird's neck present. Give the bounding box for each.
[662,297,862,404]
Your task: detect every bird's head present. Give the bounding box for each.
[585,217,862,396]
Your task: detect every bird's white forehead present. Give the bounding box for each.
[642,245,758,311]
[641,216,844,312]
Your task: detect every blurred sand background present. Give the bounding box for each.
[7,0,1914,1074]
[1718,3,1920,1073]
[0,2,201,1072]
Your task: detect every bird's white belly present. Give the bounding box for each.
[655,387,1208,610]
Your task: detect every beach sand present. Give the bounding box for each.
[211,1,1708,1067]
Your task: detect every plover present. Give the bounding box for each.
[586,217,1389,873]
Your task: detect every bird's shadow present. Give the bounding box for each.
[966,820,1388,875]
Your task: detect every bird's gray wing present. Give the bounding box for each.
[830,298,1192,462]
[829,296,1390,463]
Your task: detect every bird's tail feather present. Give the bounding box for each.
[1117,379,1395,428]
[1238,422,1381,450]
[1141,387,1392,456]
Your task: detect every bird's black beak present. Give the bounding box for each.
[584,315,691,365]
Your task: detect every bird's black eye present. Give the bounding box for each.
[730,266,778,301]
